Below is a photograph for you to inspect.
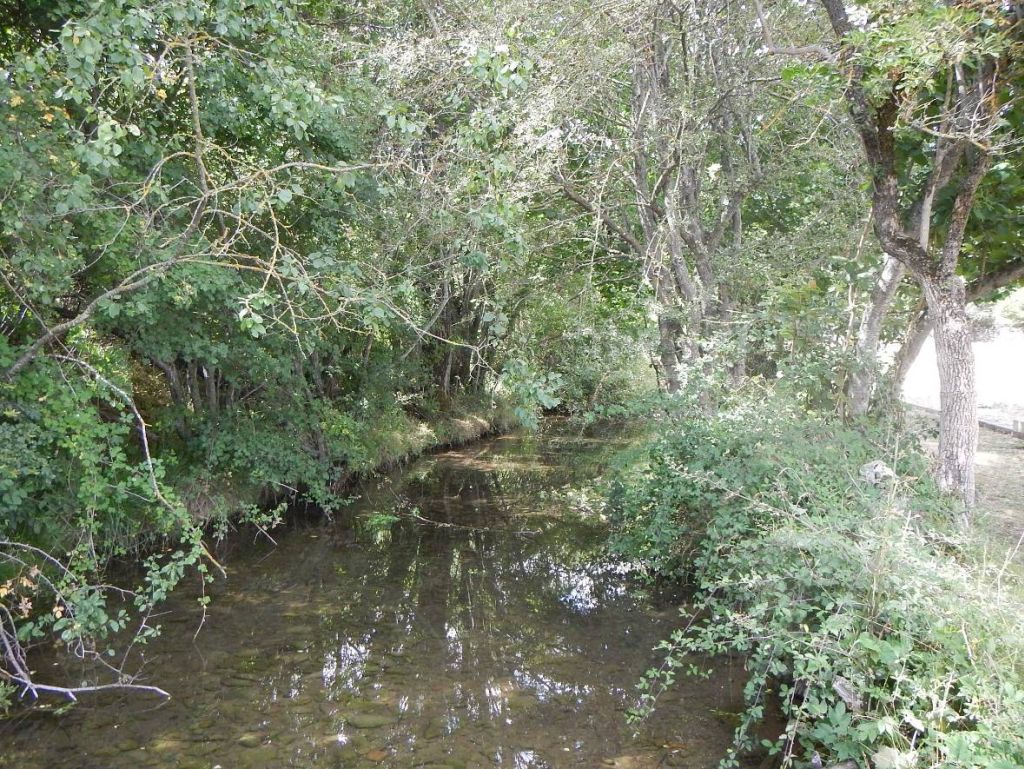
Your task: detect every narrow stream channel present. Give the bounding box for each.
[1,424,752,769]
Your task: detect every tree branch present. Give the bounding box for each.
[2,262,175,381]
[753,0,834,61]
[555,173,644,256]
[967,259,1024,303]
[940,149,991,276]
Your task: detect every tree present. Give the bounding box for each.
[847,102,1024,417]
[888,129,1024,396]
[534,0,805,395]
[0,0,379,700]
[817,0,1021,511]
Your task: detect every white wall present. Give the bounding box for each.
[903,324,1024,431]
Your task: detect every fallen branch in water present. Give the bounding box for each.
[1,542,172,707]
[1,672,170,702]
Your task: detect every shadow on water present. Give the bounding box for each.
[1,422,757,769]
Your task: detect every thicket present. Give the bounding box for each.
[609,393,1024,769]
[1,0,1022,750]
[0,0,653,704]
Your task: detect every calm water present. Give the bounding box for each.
[1,424,753,769]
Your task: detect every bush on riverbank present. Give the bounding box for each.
[175,392,519,525]
[609,395,1024,769]
[0,386,516,711]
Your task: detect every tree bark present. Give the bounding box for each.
[847,255,905,417]
[186,363,203,415]
[729,316,748,383]
[922,275,977,512]
[152,358,191,439]
[891,260,1024,395]
[657,313,683,393]
[204,365,219,422]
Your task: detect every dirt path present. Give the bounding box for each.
[908,408,1024,555]
[974,427,1024,553]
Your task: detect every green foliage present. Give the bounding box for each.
[611,397,1024,768]
[1,0,558,700]
[499,359,563,428]
[1,0,1017,723]
[1,358,187,554]
[0,678,13,711]
[832,0,1024,294]
[847,0,1012,106]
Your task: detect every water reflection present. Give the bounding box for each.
[0,423,753,769]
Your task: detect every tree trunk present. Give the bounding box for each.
[817,0,1001,514]
[847,255,905,417]
[441,349,454,397]
[891,257,1024,399]
[153,358,191,439]
[922,275,977,513]
[308,350,326,396]
[889,305,932,398]
[204,365,219,422]
[153,359,186,409]
[653,261,684,393]
[186,363,203,415]
[657,312,682,393]
[729,317,748,384]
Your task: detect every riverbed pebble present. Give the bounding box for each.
[346,713,397,729]
[238,732,264,748]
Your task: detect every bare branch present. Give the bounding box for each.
[555,172,644,256]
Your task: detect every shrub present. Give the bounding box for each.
[610,397,1024,769]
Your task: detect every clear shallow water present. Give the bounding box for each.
[1,424,754,769]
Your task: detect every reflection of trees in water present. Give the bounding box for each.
[298,512,629,761]
[225,446,633,747]
[328,518,634,745]
[245,435,651,760]
[403,467,516,526]
[1,431,728,769]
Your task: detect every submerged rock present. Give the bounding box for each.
[150,737,187,753]
[346,713,397,729]
[420,717,446,740]
[238,732,264,748]
[602,754,661,769]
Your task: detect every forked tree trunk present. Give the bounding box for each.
[817,0,1000,515]
[847,255,905,417]
[922,275,977,511]
[889,306,932,399]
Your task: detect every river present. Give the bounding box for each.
[0,423,754,769]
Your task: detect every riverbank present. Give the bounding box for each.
[1,424,753,769]
[607,397,1024,769]
[176,396,521,532]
